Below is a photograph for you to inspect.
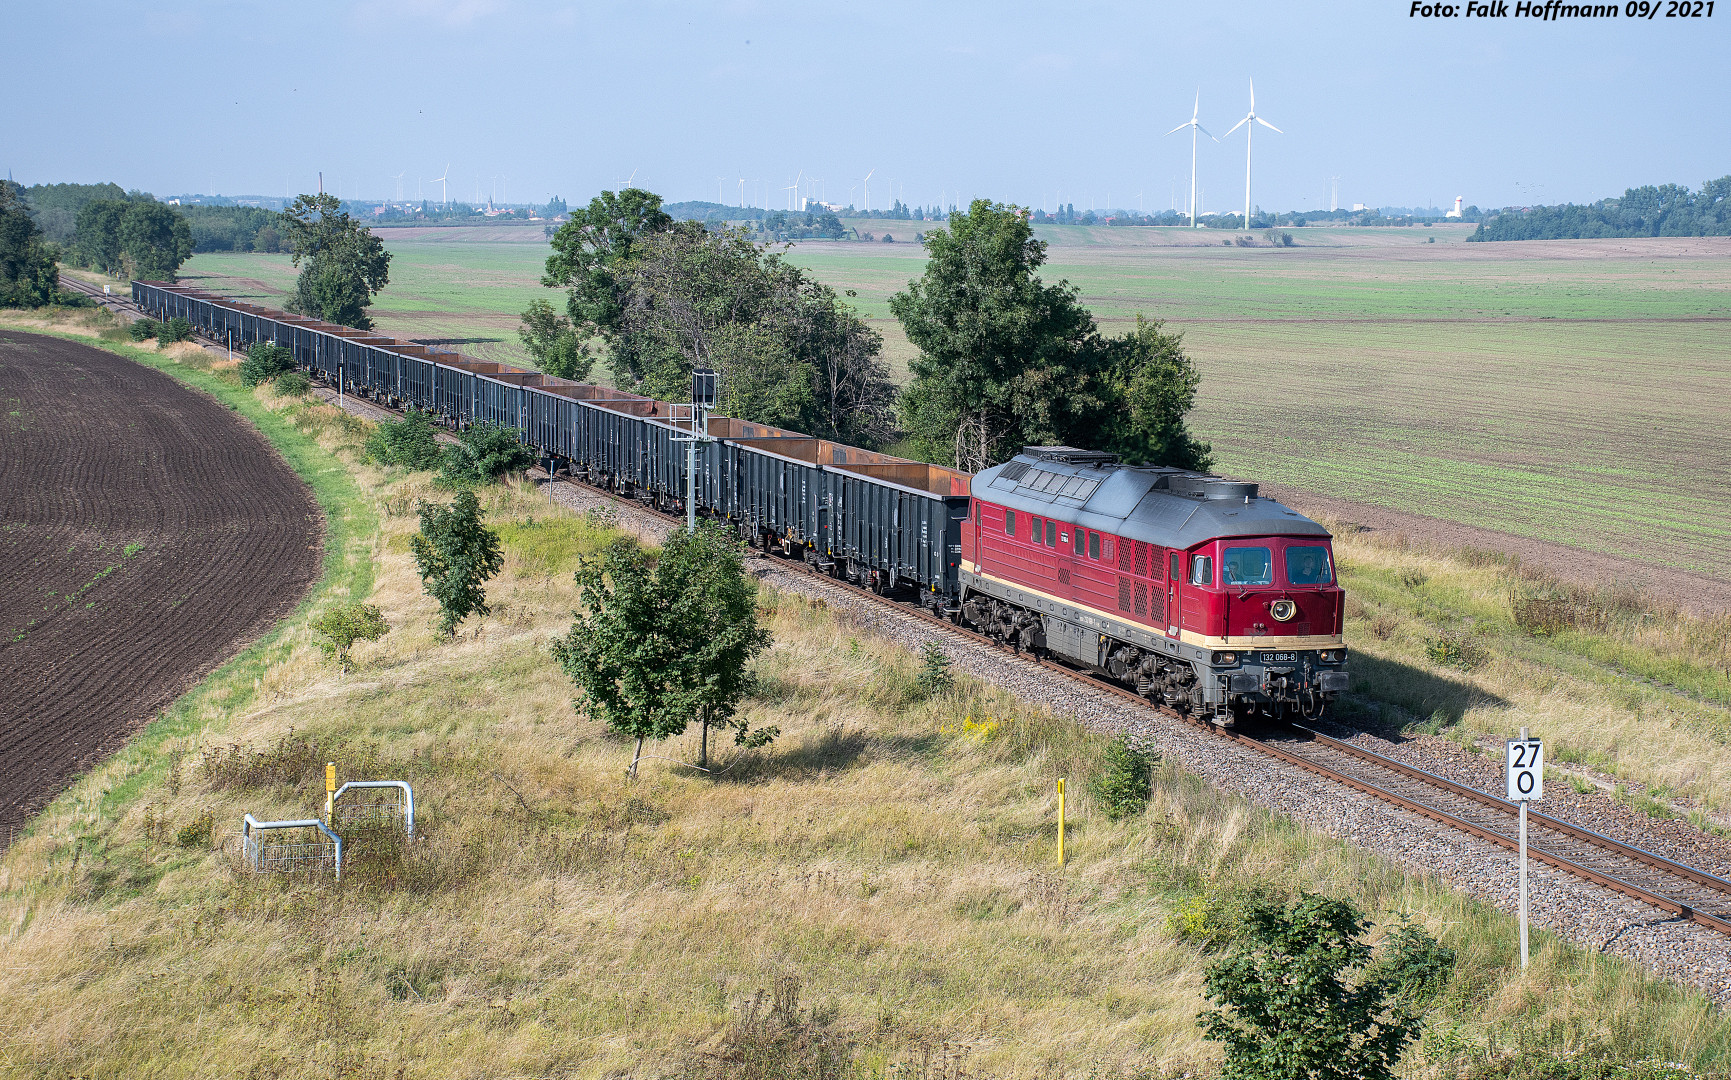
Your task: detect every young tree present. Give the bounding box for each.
[437,421,536,487]
[281,193,391,329]
[1200,893,1455,1080]
[891,200,1099,471]
[550,521,774,777]
[516,297,592,380]
[0,181,60,308]
[311,601,390,672]
[409,491,505,637]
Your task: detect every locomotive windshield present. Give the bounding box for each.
[1222,546,1274,586]
[1285,545,1334,585]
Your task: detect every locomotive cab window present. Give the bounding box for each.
[1031,516,1043,544]
[1188,553,1213,586]
[1285,545,1334,585]
[1045,519,1057,547]
[1169,551,1181,581]
[1221,546,1274,587]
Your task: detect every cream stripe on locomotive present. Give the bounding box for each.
[971,570,1343,652]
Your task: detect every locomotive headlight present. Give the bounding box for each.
[1212,651,1238,665]
[1319,649,1346,663]
[1269,599,1297,622]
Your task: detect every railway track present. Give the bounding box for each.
[741,545,1731,937]
[94,291,1731,943]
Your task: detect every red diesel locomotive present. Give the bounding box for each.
[957,447,1348,723]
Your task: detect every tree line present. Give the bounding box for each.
[1470,176,1731,240]
[530,190,1210,472]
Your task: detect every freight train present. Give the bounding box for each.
[133,280,1347,723]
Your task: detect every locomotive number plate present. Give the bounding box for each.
[1260,652,1296,663]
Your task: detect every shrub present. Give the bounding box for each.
[437,421,536,486]
[311,601,389,671]
[1199,893,1454,1080]
[159,316,194,343]
[198,730,325,790]
[128,318,160,341]
[239,342,295,386]
[175,808,215,849]
[1425,629,1489,670]
[915,641,953,697]
[1090,734,1159,819]
[275,371,311,397]
[366,408,444,470]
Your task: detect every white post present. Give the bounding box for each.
[1519,798,1529,969]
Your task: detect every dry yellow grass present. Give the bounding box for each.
[0,323,1727,1078]
[1329,524,1731,821]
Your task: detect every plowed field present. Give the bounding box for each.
[0,332,321,841]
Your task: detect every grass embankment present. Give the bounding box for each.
[0,309,1726,1079]
[1330,524,1731,824]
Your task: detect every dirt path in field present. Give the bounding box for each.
[1267,486,1731,615]
[0,332,323,843]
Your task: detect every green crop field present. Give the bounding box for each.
[172,223,1731,580]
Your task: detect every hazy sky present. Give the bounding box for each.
[5,0,1726,213]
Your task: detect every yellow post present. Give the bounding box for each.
[1057,778,1067,867]
[325,762,337,823]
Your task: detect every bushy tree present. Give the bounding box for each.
[71,197,191,281]
[542,187,674,344]
[894,201,1211,471]
[0,181,60,308]
[517,297,592,380]
[542,190,893,446]
[239,342,295,386]
[409,491,504,637]
[437,421,536,486]
[1199,894,1455,1080]
[311,602,390,672]
[365,408,444,470]
[891,200,1099,471]
[117,202,194,280]
[551,521,774,776]
[281,193,391,329]
[157,317,194,343]
[1091,316,1212,471]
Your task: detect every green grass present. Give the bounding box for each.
[172,225,1731,579]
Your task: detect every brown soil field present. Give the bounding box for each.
[0,332,322,842]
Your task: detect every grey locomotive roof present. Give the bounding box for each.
[976,446,1329,550]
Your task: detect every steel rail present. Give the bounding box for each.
[118,307,1730,941]
[738,543,1731,937]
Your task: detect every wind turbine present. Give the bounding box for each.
[1165,90,1215,229]
[1329,175,1341,212]
[1224,80,1281,231]
[718,176,728,204]
[393,172,405,201]
[861,168,875,212]
[429,164,450,208]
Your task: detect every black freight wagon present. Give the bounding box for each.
[131,280,974,608]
